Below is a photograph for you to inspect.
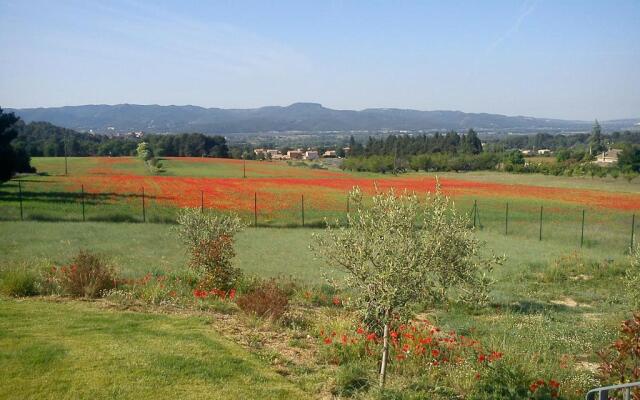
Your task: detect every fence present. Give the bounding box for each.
[0,179,638,253]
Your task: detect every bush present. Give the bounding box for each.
[50,251,117,298]
[236,279,289,320]
[0,267,39,297]
[471,362,565,400]
[332,363,371,397]
[175,208,245,291]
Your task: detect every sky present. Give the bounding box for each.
[0,0,639,120]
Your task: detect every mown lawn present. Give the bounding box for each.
[0,299,305,400]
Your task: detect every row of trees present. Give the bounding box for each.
[348,129,483,158]
[10,121,229,158]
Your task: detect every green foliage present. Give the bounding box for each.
[314,185,498,329]
[618,145,640,172]
[470,362,566,400]
[1,108,35,182]
[175,208,245,290]
[0,266,39,297]
[332,363,372,397]
[596,312,640,391]
[136,141,153,161]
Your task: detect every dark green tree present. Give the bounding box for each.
[0,108,34,182]
[589,120,606,155]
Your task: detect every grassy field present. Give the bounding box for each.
[1,157,639,399]
[0,157,638,254]
[0,299,305,400]
[0,221,632,281]
[1,221,636,398]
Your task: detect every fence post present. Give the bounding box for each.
[18,180,23,221]
[142,187,146,222]
[81,184,86,222]
[539,205,543,241]
[505,202,509,235]
[347,196,350,214]
[301,194,305,227]
[472,200,477,228]
[580,209,585,248]
[631,214,636,249]
[254,192,257,227]
[201,191,204,213]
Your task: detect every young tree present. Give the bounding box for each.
[175,208,245,290]
[136,141,153,161]
[312,185,500,387]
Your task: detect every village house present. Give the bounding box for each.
[537,149,552,155]
[520,149,534,156]
[304,150,319,160]
[287,150,304,160]
[594,149,621,166]
[322,150,337,158]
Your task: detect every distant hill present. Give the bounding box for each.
[7,103,639,134]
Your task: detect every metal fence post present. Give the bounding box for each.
[347,196,350,214]
[254,192,257,227]
[18,181,23,221]
[580,209,585,247]
[142,187,146,222]
[539,205,543,241]
[472,200,477,228]
[81,184,85,222]
[505,202,509,235]
[301,194,305,227]
[631,214,636,249]
[201,191,204,213]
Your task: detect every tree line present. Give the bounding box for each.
[11,120,229,158]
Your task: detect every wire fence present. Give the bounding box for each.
[0,179,637,253]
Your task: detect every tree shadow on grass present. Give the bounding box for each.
[490,300,572,315]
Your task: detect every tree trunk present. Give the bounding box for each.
[379,309,391,388]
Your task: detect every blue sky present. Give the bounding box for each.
[1,0,638,120]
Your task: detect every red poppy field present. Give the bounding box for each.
[1,156,639,252]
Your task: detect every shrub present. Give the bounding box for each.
[50,251,117,298]
[597,311,640,396]
[175,208,244,291]
[236,279,289,320]
[0,267,39,297]
[471,362,565,400]
[332,363,371,397]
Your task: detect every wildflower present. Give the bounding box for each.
[549,380,560,389]
[332,296,341,306]
[396,353,406,361]
[341,335,348,345]
[324,337,332,345]
[419,337,433,345]
[356,326,364,334]
[431,349,440,358]
[477,353,486,363]
[229,288,236,300]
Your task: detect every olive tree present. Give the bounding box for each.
[312,185,500,387]
[175,208,245,290]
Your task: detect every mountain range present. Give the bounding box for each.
[7,103,640,135]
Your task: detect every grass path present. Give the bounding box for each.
[0,298,306,400]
